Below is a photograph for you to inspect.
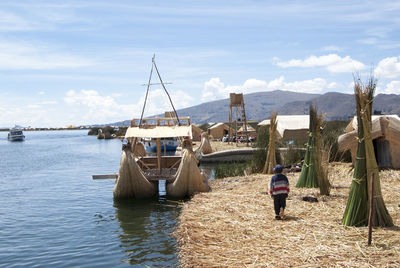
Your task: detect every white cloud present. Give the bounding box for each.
[140,88,194,117]
[374,57,400,78]
[63,89,193,124]
[0,41,93,70]
[276,54,365,73]
[0,10,34,31]
[376,81,400,94]
[38,100,58,105]
[201,76,335,101]
[242,79,268,93]
[201,77,226,102]
[269,77,333,93]
[358,38,378,45]
[322,46,343,52]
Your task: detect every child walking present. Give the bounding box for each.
[269,165,290,220]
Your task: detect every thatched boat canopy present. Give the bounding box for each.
[338,115,400,169]
[125,125,192,139]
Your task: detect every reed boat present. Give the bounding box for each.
[111,56,210,199]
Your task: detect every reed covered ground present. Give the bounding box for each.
[193,140,254,152]
[174,163,400,267]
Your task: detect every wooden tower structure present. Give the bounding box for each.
[228,93,248,145]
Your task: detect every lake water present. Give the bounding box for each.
[0,130,184,267]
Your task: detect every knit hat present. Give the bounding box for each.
[273,164,283,173]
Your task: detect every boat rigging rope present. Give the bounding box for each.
[152,57,181,126]
[138,58,154,127]
[138,55,181,126]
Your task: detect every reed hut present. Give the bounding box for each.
[207,123,233,140]
[191,124,202,141]
[258,115,309,145]
[237,124,256,138]
[338,115,400,169]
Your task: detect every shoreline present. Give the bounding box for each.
[174,163,400,267]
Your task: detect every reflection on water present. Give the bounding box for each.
[114,198,183,267]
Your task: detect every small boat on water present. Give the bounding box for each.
[143,137,179,153]
[8,127,25,141]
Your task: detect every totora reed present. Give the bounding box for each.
[174,163,400,267]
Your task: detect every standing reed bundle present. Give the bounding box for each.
[263,112,277,174]
[296,104,321,188]
[342,75,393,227]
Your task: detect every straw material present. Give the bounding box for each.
[296,105,321,188]
[166,149,210,198]
[174,163,400,267]
[133,142,146,157]
[113,148,157,199]
[197,132,213,155]
[343,77,393,227]
[263,112,277,174]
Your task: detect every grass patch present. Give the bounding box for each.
[214,162,248,179]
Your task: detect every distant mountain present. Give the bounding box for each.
[278,92,355,120]
[278,92,400,120]
[109,90,400,126]
[175,90,320,123]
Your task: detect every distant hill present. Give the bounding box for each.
[109,90,400,126]
[278,92,400,120]
[175,90,320,123]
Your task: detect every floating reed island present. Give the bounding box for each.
[174,163,400,267]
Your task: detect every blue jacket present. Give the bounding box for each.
[270,173,290,195]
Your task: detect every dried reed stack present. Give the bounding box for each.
[318,143,331,196]
[263,112,277,174]
[296,104,320,188]
[342,75,393,227]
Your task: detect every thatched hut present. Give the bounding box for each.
[207,123,233,140]
[338,115,400,169]
[191,124,202,141]
[258,115,309,145]
[237,124,256,138]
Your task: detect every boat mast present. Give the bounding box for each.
[152,56,181,126]
[138,55,181,126]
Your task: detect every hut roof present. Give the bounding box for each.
[258,115,309,137]
[209,122,228,130]
[191,124,202,132]
[339,115,400,152]
[237,124,256,133]
[345,115,400,132]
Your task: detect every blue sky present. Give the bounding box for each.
[0,0,400,127]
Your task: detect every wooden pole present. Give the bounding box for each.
[368,172,375,246]
[157,138,161,174]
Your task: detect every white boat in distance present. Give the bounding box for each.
[8,127,25,141]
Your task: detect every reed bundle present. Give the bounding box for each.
[342,76,393,227]
[263,112,277,174]
[174,163,400,267]
[296,105,321,188]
